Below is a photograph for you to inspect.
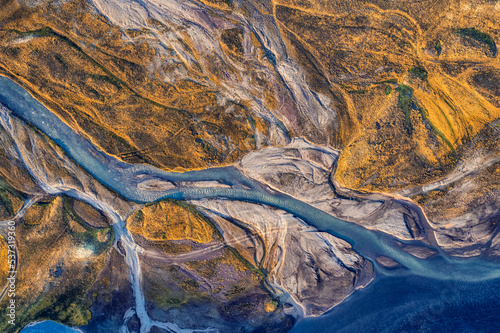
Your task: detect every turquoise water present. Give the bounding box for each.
[20,321,81,333]
[2,76,500,332]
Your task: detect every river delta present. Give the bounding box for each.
[1,0,500,332]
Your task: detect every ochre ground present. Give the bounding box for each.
[127,200,216,244]
[274,0,500,191]
[0,196,113,331]
[0,0,259,170]
[0,237,9,285]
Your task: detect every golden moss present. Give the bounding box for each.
[274,1,500,191]
[0,195,113,332]
[0,237,9,283]
[128,200,215,243]
[0,0,258,171]
[265,300,278,312]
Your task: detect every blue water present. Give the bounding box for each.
[292,275,500,333]
[2,76,500,332]
[19,277,500,333]
[20,321,81,333]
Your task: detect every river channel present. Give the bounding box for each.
[1,76,499,332]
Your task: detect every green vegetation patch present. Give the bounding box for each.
[62,197,114,254]
[408,65,428,81]
[0,178,24,217]
[396,84,413,134]
[456,28,497,55]
[435,40,442,56]
[227,246,265,277]
[375,78,398,85]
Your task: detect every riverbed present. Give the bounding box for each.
[1,76,499,332]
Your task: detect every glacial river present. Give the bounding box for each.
[1,76,499,332]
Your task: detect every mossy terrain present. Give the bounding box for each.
[0,0,499,194]
[456,28,497,56]
[0,0,258,170]
[220,28,244,57]
[128,199,283,329]
[0,237,9,284]
[141,244,291,332]
[0,143,39,195]
[418,162,500,221]
[128,199,219,244]
[0,195,114,333]
[0,184,24,220]
[274,0,500,191]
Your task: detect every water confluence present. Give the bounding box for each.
[2,75,500,333]
[1,75,500,282]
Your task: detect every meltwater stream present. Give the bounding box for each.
[1,76,500,332]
